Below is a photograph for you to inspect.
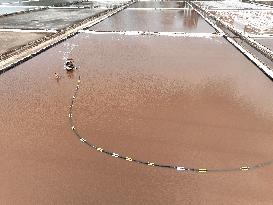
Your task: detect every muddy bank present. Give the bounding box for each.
[0,34,273,204]
[0,31,49,55]
[255,37,273,51]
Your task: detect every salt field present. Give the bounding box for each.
[0,8,105,30]
[0,0,81,6]
[0,0,273,204]
[195,0,273,10]
[211,10,273,35]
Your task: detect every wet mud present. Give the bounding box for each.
[0,8,105,30]
[255,37,273,51]
[91,9,216,32]
[1,33,273,204]
[0,31,48,54]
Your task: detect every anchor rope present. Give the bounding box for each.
[69,75,273,173]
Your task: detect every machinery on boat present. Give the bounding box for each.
[65,58,76,71]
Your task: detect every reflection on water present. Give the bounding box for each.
[66,70,75,79]
[91,9,215,33]
[130,1,190,8]
[181,9,199,29]
[176,1,187,8]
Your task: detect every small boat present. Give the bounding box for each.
[65,58,76,71]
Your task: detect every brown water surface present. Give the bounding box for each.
[91,9,216,32]
[129,1,189,8]
[0,34,273,204]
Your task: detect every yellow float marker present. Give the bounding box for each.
[240,166,250,171]
[80,138,86,143]
[198,168,207,173]
[126,157,133,162]
[96,147,103,152]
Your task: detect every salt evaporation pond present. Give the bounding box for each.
[0,33,273,204]
[91,9,216,32]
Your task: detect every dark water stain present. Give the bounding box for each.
[0,34,273,204]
